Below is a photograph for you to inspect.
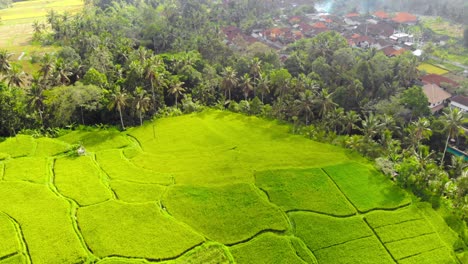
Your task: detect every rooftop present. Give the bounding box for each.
[421,74,460,88]
[451,95,468,107]
[422,83,452,104]
[392,12,417,24]
[374,11,389,19]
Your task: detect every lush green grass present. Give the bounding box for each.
[34,137,70,156]
[4,157,48,183]
[54,156,112,206]
[0,213,20,259]
[384,233,452,260]
[0,182,89,263]
[128,111,354,185]
[323,162,411,212]
[169,242,233,264]
[96,149,173,184]
[255,168,356,216]
[0,109,466,262]
[290,212,373,251]
[313,236,394,264]
[110,180,166,203]
[59,129,130,152]
[398,247,458,264]
[418,63,450,75]
[0,135,35,158]
[230,233,309,264]
[77,200,205,259]
[162,183,289,245]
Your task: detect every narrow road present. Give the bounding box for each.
[428,55,468,71]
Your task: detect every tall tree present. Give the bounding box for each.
[294,90,315,125]
[3,64,26,87]
[168,80,185,108]
[256,73,270,103]
[315,88,337,119]
[108,86,128,130]
[221,66,238,101]
[440,108,465,166]
[133,87,151,126]
[343,110,361,135]
[0,49,11,75]
[240,73,253,100]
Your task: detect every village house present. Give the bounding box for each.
[392,12,418,25]
[373,11,390,20]
[422,83,452,113]
[450,95,468,112]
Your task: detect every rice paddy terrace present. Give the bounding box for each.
[0,110,464,263]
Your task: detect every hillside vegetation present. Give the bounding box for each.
[0,110,463,263]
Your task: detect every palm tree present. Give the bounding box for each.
[361,112,384,141]
[256,73,270,103]
[315,88,337,119]
[133,87,151,126]
[3,64,26,87]
[168,80,185,108]
[294,90,315,125]
[249,57,262,86]
[0,49,11,75]
[441,108,465,167]
[221,66,238,101]
[144,56,165,111]
[27,85,45,125]
[39,54,56,82]
[407,117,432,149]
[342,110,361,135]
[240,73,253,100]
[108,86,128,130]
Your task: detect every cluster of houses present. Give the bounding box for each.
[221,10,466,115]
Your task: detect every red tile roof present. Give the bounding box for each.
[374,11,389,19]
[421,74,459,88]
[312,22,327,29]
[346,13,360,18]
[382,46,406,57]
[423,83,452,104]
[392,12,417,24]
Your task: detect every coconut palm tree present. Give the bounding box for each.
[133,87,151,126]
[144,55,165,110]
[108,86,129,130]
[441,108,465,167]
[256,73,270,103]
[361,112,384,141]
[249,57,262,85]
[407,117,432,149]
[294,89,315,125]
[3,64,26,87]
[168,80,185,108]
[0,49,11,75]
[27,85,45,125]
[342,110,361,135]
[315,88,337,119]
[240,73,253,100]
[221,66,238,101]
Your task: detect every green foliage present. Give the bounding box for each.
[323,163,411,212]
[54,156,112,205]
[230,233,308,264]
[400,86,431,118]
[83,67,108,87]
[77,200,205,259]
[255,168,355,216]
[163,183,289,244]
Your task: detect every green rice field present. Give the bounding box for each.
[0,109,464,263]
